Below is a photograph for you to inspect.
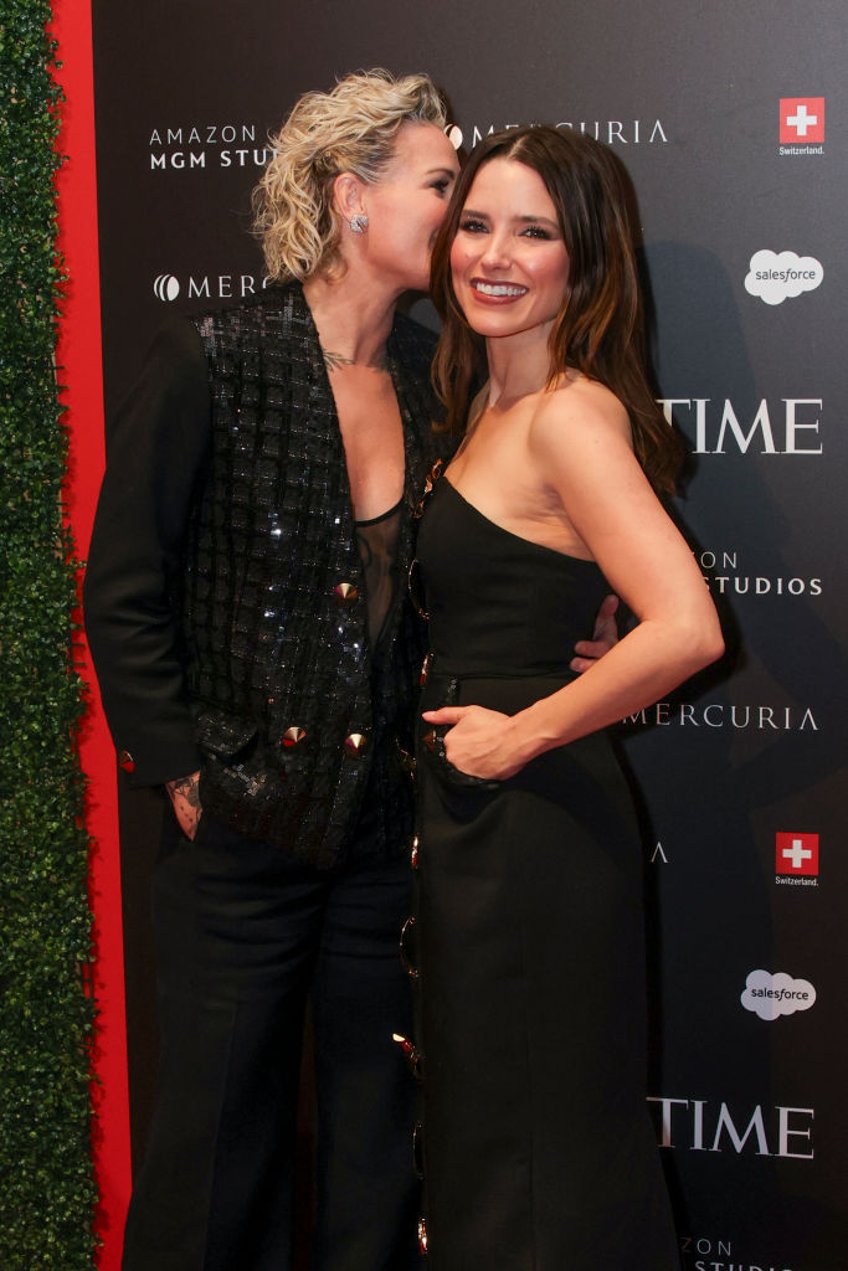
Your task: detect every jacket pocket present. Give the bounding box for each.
[193,705,259,761]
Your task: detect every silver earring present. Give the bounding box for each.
[349,214,369,234]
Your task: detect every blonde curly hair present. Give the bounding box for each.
[253,68,448,282]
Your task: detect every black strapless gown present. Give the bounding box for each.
[413,478,679,1270]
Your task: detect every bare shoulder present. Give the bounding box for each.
[530,375,631,459]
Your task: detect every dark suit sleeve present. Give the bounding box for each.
[83,316,211,787]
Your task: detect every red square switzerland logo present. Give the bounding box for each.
[775,832,819,876]
[780,98,825,143]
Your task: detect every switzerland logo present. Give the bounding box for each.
[780,98,825,144]
[775,832,819,877]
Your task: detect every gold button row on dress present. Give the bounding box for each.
[399,915,419,980]
[392,1032,423,1082]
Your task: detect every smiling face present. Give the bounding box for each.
[361,122,460,292]
[449,157,571,342]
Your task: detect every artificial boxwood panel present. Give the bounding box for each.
[0,3,96,1264]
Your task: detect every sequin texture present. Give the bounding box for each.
[181,284,442,865]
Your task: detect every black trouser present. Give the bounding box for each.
[121,797,420,1271]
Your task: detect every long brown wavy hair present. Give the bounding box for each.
[430,125,682,493]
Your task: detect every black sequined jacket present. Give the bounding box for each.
[84,283,443,866]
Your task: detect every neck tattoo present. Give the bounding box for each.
[320,346,389,374]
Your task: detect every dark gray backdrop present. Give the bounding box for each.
[91,2,848,1266]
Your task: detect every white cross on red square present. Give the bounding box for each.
[775,831,819,876]
[780,97,825,144]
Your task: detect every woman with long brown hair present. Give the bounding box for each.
[412,125,723,1267]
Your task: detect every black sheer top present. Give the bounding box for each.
[354,496,403,660]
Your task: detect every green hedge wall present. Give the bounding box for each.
[0,3,97,1265]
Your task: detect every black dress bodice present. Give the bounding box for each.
[417,477,610,675]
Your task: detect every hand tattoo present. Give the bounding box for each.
[166,771,202,839]
[166,773,201,807]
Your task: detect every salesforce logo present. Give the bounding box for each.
[745,249,823,305]
[741,969,816,1021]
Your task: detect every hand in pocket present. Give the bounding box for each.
[165,770,203,840]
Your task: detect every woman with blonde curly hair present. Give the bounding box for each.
[85,68,462,1271]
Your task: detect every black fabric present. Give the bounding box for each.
[413,478,680,1270]
[83,316,212,784]
[121,809,422,1271]
[354,497,403,654]
[84,283,442,866]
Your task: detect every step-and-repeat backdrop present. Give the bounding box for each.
[89,2,847,1266]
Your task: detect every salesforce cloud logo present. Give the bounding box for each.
[741,969,816,1021]
[745,250,823,305]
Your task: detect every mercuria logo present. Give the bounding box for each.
[153,274,180,302]
[152,273,270,302]
[446,117,668,151]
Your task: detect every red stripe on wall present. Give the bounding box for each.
[51,3,132,1264]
